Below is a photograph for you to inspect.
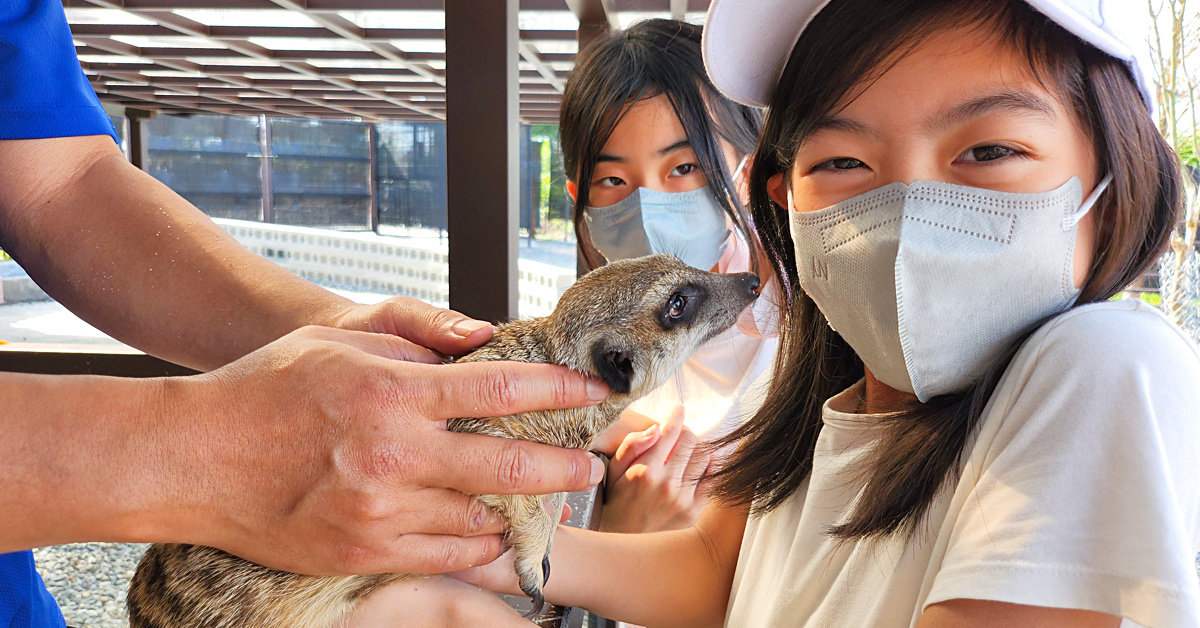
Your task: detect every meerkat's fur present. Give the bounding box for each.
[127,254,760,628]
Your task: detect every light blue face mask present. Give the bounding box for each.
[583,186,729,270]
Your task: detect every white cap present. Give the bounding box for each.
[702,0,1157,114]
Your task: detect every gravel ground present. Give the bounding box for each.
[33,543,148,628]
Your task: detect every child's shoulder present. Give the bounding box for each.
[1020,298,1200,374]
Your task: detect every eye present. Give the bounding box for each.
[811,157,865,173]
[667,293,688,319]
[671,163,699,177]
[596,176,626,188]
[958,145,1021,163]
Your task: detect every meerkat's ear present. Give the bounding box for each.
[590,342,634,395]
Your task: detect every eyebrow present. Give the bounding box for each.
[810,117,885,141]
[596,138,692,164]
[807,89,1058,143]
[922,90,1057,133]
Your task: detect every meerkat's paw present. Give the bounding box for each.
[477,491,564,620]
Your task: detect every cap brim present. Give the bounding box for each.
[702,0,833,108]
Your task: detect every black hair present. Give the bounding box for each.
[559,18,764,271]
[709,0,1181,541]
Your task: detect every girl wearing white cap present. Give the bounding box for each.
[561,19,780,535]
[456,1,1200,626]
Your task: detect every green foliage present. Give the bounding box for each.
[0,249,9,262]
[530,124,573,239]
[1178,136,1199,169]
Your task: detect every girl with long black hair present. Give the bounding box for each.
[456,1,1200,626]
[561,19,778,535]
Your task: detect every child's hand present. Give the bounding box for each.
[598,406,714,534]
[342,575,533,627]
[447,497,570,596]
[447,546,524,597]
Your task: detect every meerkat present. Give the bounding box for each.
[126,253,760,628]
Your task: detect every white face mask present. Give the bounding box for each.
[787,175,1111,401]
[584,186,730,270]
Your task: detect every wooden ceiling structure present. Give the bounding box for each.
[63,0,712,125]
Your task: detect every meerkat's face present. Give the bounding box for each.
[548,254,760,401]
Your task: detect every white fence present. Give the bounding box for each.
[215,219,575,318]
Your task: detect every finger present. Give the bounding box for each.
[677,439,712,501]
[446,548,520,595]
[375,532,506,575]
[372,297,496,356]
[666,426,701,489]
[591,409,657,456]
[402,488,505,537]
[637,407,686,469]
[300,325,444,364]
[411,361,608,420]
[608,424,660,481]
[422,430,605,495]
[692,457,718,503]
[560,502,573,523]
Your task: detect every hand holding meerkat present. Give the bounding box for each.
[126,254,760,627]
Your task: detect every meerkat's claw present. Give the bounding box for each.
[522,588,546,619]
[542,555,551,585]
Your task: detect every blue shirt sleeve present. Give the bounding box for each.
[0,0,119,143]
[0,551,66,628]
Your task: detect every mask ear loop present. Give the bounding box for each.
[1063,173,1113,231]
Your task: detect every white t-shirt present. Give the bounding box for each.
[725,300,1200,628]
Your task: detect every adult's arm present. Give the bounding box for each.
[0,134,404,370]
[1,325,608,574]
[453,503,748,628]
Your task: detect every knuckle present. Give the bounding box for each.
[434,540,467,572]
[461,498,492,535]
[357,443,416,483]
[497,443,535,493]
[549,369,573,407]
[481,366,521,414]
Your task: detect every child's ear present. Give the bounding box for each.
[566,180,578,202]
[766,172,790,209]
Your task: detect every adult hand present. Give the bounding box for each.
[598,407,714,534]
[341,576,533,627]
[147,325,608,577]
[327,296,495,358]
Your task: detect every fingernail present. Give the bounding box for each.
[452,319,491,337]
[643,425,659,438]
[589,454,605,485]
[586,378,609,402]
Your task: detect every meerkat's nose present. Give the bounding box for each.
[736,273,761,297]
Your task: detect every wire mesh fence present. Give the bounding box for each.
[1160,246,1200,346]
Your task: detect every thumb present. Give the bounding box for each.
[342,297,495,356]
[609,424,661,480]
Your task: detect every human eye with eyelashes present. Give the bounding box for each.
[595,176,626,188]
[671,163,700,177]
[956,144,1027,163]
[810,157,866,173]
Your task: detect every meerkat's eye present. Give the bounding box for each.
[668,293,688,319]
[659,285,704,330]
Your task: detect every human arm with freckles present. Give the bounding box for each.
[0,135,495,371]
[453,503,747,628]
